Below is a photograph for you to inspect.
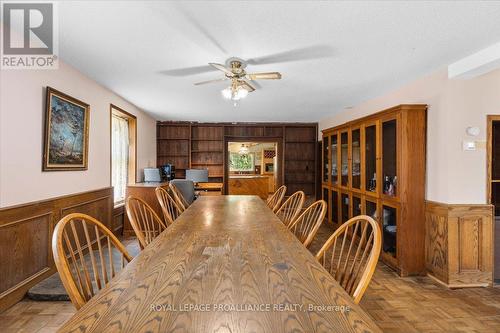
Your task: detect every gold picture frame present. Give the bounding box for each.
[43,87,90,171]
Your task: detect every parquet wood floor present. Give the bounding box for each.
[1,222,499,332]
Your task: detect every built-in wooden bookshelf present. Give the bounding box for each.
[157,122,318,195]
[321,104,427,276]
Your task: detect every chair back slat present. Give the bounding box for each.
[82,221,101,290]
[52,213,132,309]
[126,196,167,250]
[69,220,94,298]
[289,200,326,247]
[275,191,305,227]
[169,183,189,212]
[156,187,182,226]
[266,185,287,212]
[94,225,108,285]
[315,215,381,304]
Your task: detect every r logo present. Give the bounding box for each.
[3,3,53,55]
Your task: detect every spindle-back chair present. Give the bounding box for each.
[52,213,132,309]
[169,183,189,212]
[155,186,182,226]
[315,215,381,304]
[125,196,167,249]
[289,200,327,247]
[266,185,287,212]
[275,191,305,227]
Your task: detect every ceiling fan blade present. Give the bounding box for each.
[246,45,334,65]
[194,78,227,86]
[159,65,216,76]
[209,63,233,76]
[246,72,282,80]
[238,80,255,92]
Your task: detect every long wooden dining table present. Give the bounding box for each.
[59,195,381,333]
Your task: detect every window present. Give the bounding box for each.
[229,152,255,172]
[111,105,136,204]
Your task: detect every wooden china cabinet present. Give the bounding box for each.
[322,104,427,276]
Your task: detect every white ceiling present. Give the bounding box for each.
[58,1,500,122]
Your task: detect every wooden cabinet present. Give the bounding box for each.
[157,122,318,196]
[322,104,427,276]
[195,182,223,196]
[425,201,493,288]
[124,182,169,236]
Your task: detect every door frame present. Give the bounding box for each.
[486,115,500,204]
[223,137,283,195]
[487,115,500,283]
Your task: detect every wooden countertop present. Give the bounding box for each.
[229,175,270,179]
[127,181,169,188]
[59,196,381,333]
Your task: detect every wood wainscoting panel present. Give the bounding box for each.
[112,204,125,236]
[425,201,493,288]
[425,201,448,283]
[0,187,113,312]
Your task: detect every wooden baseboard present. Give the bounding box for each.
[0,187,113,312]
[425,201,493,288]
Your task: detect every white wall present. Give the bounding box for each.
[319,68,500,204]
[0,61,157,208]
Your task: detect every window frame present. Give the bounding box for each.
[110,104,137,206]
[229,152,256,172]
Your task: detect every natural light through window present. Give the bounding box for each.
[112,114,129,203]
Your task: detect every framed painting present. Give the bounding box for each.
[43,87,90,171]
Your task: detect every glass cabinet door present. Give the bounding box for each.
[364,124,377,193]
[365,200,378,221]
[341,193,349,223]
[323,188,330,222]
[340,132,349,187]
[331,133,338,185]
[382,205,397,258]
[331,190,339,225]
[323,136,330,182]
[352,195,362,236]
[352,195,361,217]
[382,119,397,197]
[351,129,361,189]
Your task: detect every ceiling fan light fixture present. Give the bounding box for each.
[236,86,248,99]
[238,144,249,155]
[221,85,248,101]
[221,87,232,99]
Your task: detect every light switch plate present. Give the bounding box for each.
[462,141,476,151]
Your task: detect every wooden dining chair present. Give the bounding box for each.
[155,186,182,226]
[266,185,287,212]
[315,215,381,304]
[169,183,189,212]
[275,191,305,228]
[52,213,132,310]
[289,200,327,248]
[125,196,167,250]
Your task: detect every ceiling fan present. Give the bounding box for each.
[193,57,281,101]
[160,45,333,102]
